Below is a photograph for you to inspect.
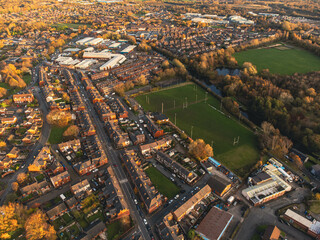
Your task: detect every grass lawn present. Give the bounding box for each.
[68,224,81,238]
[136,83,259,177]
[48,126,68,144]
[310,201,320,214]
[61,213,73,225]
[145,166,180,199]
[52,218,65,231]
[52,23,91,30]
[23,74,32,85]
[35,174,45,182]
[234,44,320,75]
[107,220,124,240]
[86,210,104,223]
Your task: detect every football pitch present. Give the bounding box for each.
[234,44,320,75]
[135,82,260,177]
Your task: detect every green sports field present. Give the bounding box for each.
[136,83,259,177]
[234,45,320,75]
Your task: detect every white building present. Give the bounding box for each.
[83,51,112,59]
[75,59,98,69]
[120,45,136,54]
[76,37,94,45]
[99,55,126,71]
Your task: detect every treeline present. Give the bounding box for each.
[218,70,320,156]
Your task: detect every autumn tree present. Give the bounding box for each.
[25,210,56,240]
[17,172,27,184]
[11,182,18,192]
[0,203,28,239]
[259,122,292,155]
[63,125,79,139]
[46,110,72,127]
[189,139,213,161]
[0,87,7,98]
[0,140,7,148]
[61,92,70,102]
[135,75,148,86]
[242,62,258,75]
[290,153,303,170]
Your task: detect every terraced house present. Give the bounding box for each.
[120,149,163,213]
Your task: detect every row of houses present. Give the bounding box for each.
[139,136,172,157]
[120,149,163,213]
[155,151,197,184]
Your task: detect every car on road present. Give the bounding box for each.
[134,199,138,204]
[92,169,98,173]
[21,165,25,169]
[174,194,179,199]
[168,199,173,204]
[143,219,147,225]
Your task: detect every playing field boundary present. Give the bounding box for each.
[137,81,193,96]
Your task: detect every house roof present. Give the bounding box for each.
[46,202,67,219]
[207,175,231,194]
[80,221,106,240]
[262,225,280,240]
[173,185,211,220]
[196,206,233,240]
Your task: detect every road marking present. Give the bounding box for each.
[120,179,128,184]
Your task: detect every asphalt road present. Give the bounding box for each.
[72,70,152,240]
[0,70,51,206]
[236,206,312,240]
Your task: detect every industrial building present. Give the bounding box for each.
[99,55,126,71]
[75,59,98,69]
[76,37,94,45]
[283,209,320,239]
[120,45,136,54]
[83,51,111,59]
[196,207,233,240]
[242,164,292,206]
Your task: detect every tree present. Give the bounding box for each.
[291,153,303,170]
[63,125,79,139]
[135,75,148,86]
[46,110,72,127]
[0,140,7,148]
[189,139,213,161]
[11,182,18,192]
[61,92,70,102]
[0,87,7,98]
[17,172,27,184]
[25,210,56,240]
[242,62,257,75]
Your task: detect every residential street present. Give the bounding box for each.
[0,72,51,206]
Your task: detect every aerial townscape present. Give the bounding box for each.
[0,0,320,240]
